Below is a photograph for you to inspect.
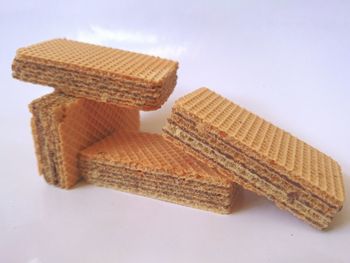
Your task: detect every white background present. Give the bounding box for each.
[1,1,350,262]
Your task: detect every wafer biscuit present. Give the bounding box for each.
[13,39,178,110]
[163,87,345,229]
[30,92,140,188]
[80,131,239,213]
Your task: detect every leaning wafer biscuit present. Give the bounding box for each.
[163,87,345,229]
[79,131,239,214]
[13,39,178,110]
[30,92,140,188]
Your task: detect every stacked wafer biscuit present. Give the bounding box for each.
[163,88,345,229]
[13,39,178,110]
[80,131,238,214]
[13,38,344,229]
[13,38,239,213]
[29,92,139,188]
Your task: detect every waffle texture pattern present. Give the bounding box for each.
[13,39,178,110]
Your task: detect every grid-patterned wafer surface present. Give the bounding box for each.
[30,92,140,188]
[15,38,178,84]
[81,131,231,186]
[58,97,140,187]
[173,88,344,204]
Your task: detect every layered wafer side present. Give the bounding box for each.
[13,39,178,110]
[79,131,239,214]
[163,87,345,229]
[30,92,140,188]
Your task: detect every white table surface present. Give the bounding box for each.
[1,1,349,262]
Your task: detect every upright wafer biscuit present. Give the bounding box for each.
[163,87,345,229]
[30,92,140,188]
[79,131,239,214]
[13,39,178,110]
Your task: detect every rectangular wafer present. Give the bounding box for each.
[79,131,239,214]
[163,87,345,229]
[13,39,178,110]
[30,92,140,188]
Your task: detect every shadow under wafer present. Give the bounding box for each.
[79,131,240,214]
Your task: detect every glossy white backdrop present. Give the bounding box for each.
[1,1,349,262]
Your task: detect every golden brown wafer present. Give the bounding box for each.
[13,39,178,110]
[163,87,345,229]
[30,92,140,188]
[80,131,239,214]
